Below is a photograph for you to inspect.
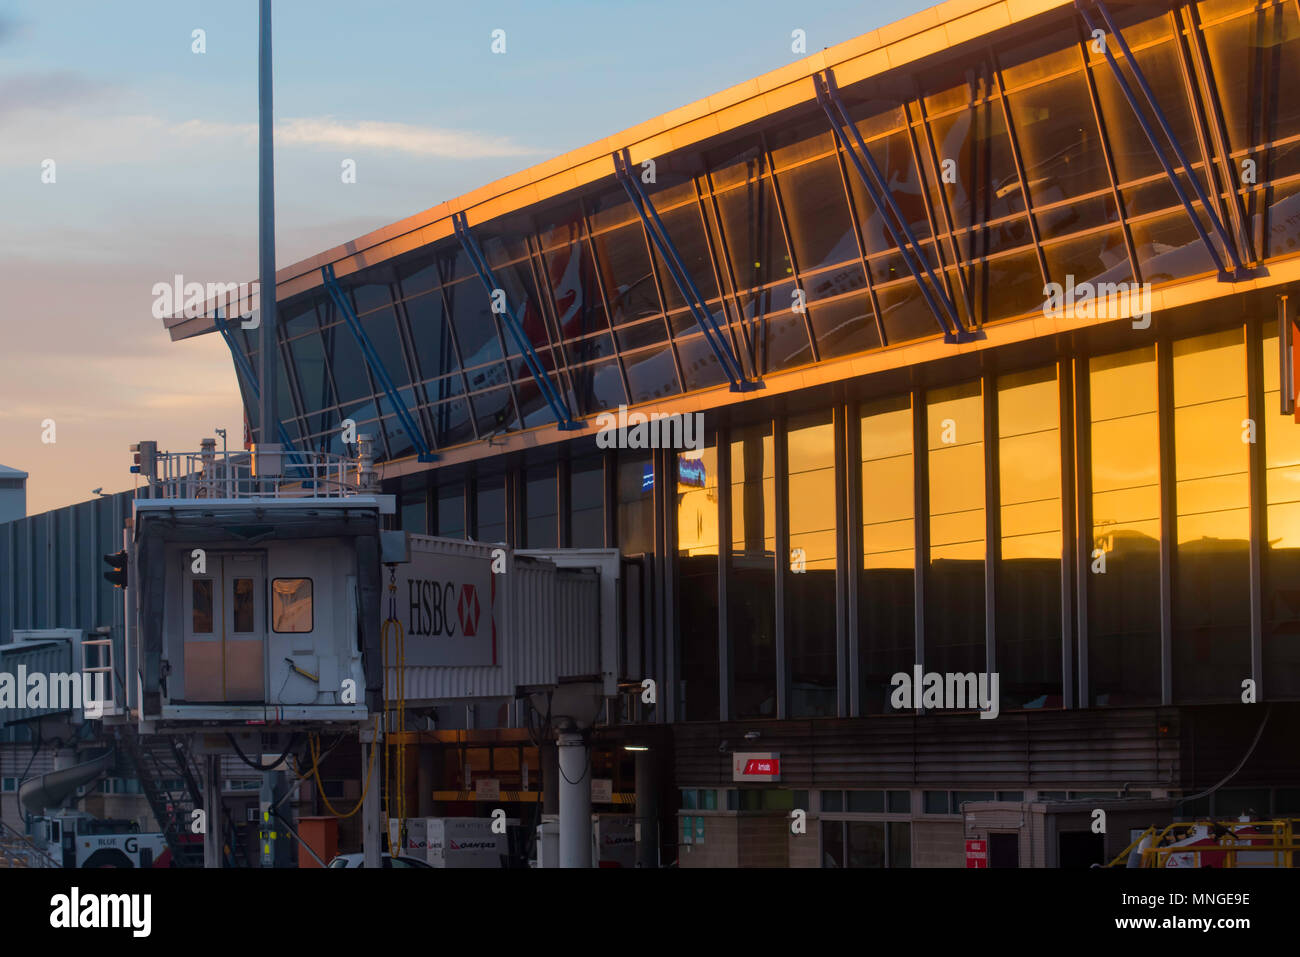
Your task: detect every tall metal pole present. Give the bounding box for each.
[257,0,278,459]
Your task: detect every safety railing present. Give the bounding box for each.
[0,820,58,869]
[139,449,363,501]
[1109,819,1300,868]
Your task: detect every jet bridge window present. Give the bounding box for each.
[272,578,313,633]
[192,580,214,633]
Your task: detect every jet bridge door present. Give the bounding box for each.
[182,551,266,703]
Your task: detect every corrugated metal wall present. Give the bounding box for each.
[0,491,133,699]
[673,709,1185,789]
[0,640,75,723]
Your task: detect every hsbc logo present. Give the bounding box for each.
[408,579,481,638]
[457,584,480,637]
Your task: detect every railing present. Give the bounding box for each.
[0,820,58,869]
[1109,819,1300,868]
[140,449,363,501]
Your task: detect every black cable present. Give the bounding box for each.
[225,733,302,772]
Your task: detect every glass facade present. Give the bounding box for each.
[234,0,1300,470]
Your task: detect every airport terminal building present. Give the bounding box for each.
[67,0,1300,865]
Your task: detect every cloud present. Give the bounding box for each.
[0,70,106,118]
[173,116,538,159]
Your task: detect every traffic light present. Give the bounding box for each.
[130,440,157,479]
[103,550,128,589]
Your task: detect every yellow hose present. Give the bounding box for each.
[306,717,378,820]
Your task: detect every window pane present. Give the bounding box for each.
[730,423,776,719]
[822,790,844,812]
[997,367,1062,710]
[192,580,213,634]
[887,790,911,813]
[272,579,313,633]
[569,457,605,548]
[923,790,950,814]
[822,821,845,868]
[889,821,912,867]
[861,395,915,714]
[787,412,837,716]
[847,791,884,813]
[436,482,465,538]
[927,381,985,677]
[1262,321,1300,695]
[233,578,254,633]
[847,821,885,868]
[476,475,507,544]
[678,441,719,721]
[400,489,427,534]
[524,467,558,548]
[617,453,654,556]
[1173,328,1250,701]
[1089,346,1162,705]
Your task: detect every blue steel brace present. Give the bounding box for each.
[612,149,761,392]
[213,311,310,476]
[451,212,584,430]
[816,70,976,344]
[1078,0,1254,281]
[320,264,439,461]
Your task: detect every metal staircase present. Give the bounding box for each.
[113,725,205,867]
[0,819,58,868]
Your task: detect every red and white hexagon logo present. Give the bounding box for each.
[457,583,481,637]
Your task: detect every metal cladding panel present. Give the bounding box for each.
[672,709,1184,789]
[393,543,559,704]
[554,570,600,679]
[0,639,75,724]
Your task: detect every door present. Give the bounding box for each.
[183,552,266,702]
[989,832,1019,868]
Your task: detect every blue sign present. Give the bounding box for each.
[641,463,654,492]
[677,456,707,488]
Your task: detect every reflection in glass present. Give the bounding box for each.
[272,579,313,633]
[1173,329,1250,701]
[617,453,654,556]
[860,396,915,714]
[997,367,1062,710]
[1262,321,1300,695]
[192,580,213,634]
[476,475,507,544]
[787,413,837,716]
[1089,346,1160,706]
[926,381,986,678]
[730,423,776,719]
[569,457,604,548]
[524,466,558,548]
[233,579,254,633]
[436,481,465,538]
[677,442,719,721]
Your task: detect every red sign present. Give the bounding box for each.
[731,752,780,782]
[966,839,987,869]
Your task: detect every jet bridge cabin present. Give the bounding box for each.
[126,445,390,729]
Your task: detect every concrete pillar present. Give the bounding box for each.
[417,745,435,818]
[634,748,659,868]
[556,731,591,868]
[203,754,222,869]
[362,736,382,868]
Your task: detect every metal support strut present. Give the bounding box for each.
[213,311,308,474]
[1076,0,1254,281]
[612,149,762,391]
[816,69,976,344]
[320,264,438,462]
[451,211,584,430]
